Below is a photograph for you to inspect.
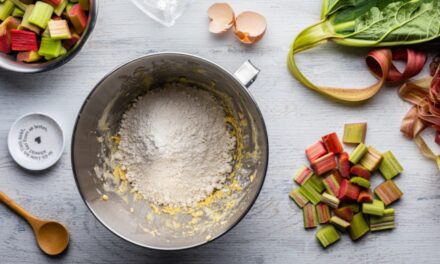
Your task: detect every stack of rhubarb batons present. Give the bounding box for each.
[289,123,404,248]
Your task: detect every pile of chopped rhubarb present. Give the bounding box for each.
[289,123,404,248]
[0,0,89,63]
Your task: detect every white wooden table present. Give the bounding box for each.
[1,1,440,263]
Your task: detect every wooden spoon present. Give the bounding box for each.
[0,191,69,256]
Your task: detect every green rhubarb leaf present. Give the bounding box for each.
[351,1,440,43]
[287,0,440,103]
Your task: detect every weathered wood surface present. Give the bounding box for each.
[1,0,440,263]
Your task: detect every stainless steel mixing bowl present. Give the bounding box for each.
[72,53,269,250]
[0,0,98,73]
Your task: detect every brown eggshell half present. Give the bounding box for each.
[234,11,267,44]
[207,3,235,34]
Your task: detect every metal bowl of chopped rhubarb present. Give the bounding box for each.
[71,52,269,250]
[0,0,97,73]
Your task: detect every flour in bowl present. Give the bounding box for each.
[117,83,236,207]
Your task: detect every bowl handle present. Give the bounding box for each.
[234,60,260,88]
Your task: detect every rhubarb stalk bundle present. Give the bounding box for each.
[288,0,435,102]
[399,61,440,169]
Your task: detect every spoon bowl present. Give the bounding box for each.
[36,221,70,256]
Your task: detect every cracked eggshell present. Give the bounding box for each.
[207,3,235,34]
[234,11,267,44]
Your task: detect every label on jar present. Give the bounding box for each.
[17,124,55,161]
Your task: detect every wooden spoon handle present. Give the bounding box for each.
[0,191,39,227]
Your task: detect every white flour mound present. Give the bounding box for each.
[117,83,236,207]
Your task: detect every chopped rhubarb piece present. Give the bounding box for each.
[289,188,309,208]
[48,19,71,39]
[350,176,371,189]
[1,16,21,30]
[330,170,343,183]
[316,203,331,224]
[17,51,41,62]
[19,5,41,34]
[62,32,79,49]
[43,0,63,7]
[316,225,340,248]
[0,27,11,53]
[38,37,62,58]
[330,216,351,230]
[436,131,440,145]
[360,146,383,171]
[379,151,404,180]
[357,189,373,203]
[343,123,367,144]
[323,174,340,196]
[321,192,340,209]
[10,29,38,51]
[334,207,353,222]
[0,16,20,54]
[349,212,369,240]
[299,181,322,205]
[10,0,27,11]
[311,152,337,175]
[362,199,385,216]
[293,165,313,185]
[322,132,343,154]
[338,179,360,201]
[370,208,395,231]
[374,180,403,206]
[350,164,371,180]
[54,0,69,16]
[68,4,87,34]
[0,1,15,21]
[308,174,325,193]
[305,141,327,163]
[338,152,350,178]
[349,143,368,164]
[28,1,54,29]
[303,204,318,229]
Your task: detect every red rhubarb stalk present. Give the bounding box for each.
[350,164,371,180]
[68,4,87,34]
[43,0,63,7]
[357,190,373,203]
[338,179,360,201]
[338,152,350,178]
[294,165,314,185]
[330,170,343,184]
[0,17,21,54]
[0,27,11,53]
[322,132,343,154]
[305,141,327,163]
[311,152,337,175]
[334,207,353,222]
[10,29,38,51]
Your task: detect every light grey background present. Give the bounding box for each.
[1,0,439,263]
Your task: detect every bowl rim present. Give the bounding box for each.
[0,0,99,73]
[71,52,270,251]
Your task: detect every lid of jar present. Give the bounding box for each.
[8,113,65,171]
